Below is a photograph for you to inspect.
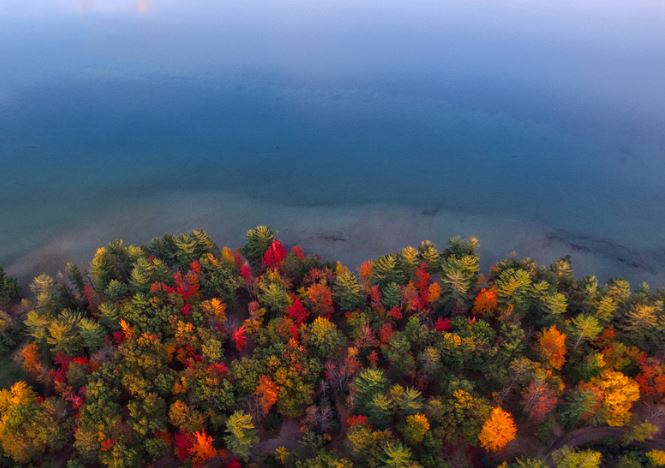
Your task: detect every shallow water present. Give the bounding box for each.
[1,0,665,285]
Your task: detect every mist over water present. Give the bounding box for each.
[1,0,665,284]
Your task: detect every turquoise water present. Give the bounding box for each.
[1,0,665,284]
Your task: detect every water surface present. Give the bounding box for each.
[1,0,665,284]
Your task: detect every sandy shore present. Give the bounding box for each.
[5,190,665,288]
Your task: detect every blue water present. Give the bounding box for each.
[1,0,665,283]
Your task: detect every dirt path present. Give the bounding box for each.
[256,419,301,456]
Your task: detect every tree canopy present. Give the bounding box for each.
[0,227,663,466]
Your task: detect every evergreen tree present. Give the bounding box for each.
[90,240,134,291]
[440,255,479,310]
[417,240,440,272]
[551,447,601,468]
[333,266,364,311]
[372,255,404,286]
[242,225,276,267]
[382,441,416,468]
[224,410,257,461]
[381,282,402,309]
[352,368,388,413]
[367,393,392,428]
[0,266,20,307]
[568,314,602,352]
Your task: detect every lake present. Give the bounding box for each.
[1,0,664,285]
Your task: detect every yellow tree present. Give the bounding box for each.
[403,413,430,445]
[590,370,640,426]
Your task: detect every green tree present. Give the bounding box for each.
[440,255,479,309]
[390,385,424,415]
[495,268,532,308]
[333,266,364,311]
[372,255,404,286]
[242,225,276,267]
[551,447,601,468]
[224,410,257,461]
[352,368,388,414]
[382,441,417,467]
[306,317,344,360]
[381,282,402,309]
[257,272,291,312]
[559,388,598,429]
[0,267,20,307]
[620,302,665,351]
[0,382,68,464]
[569,314,602,352]
[90,240,134,291]
[367,393,393,428]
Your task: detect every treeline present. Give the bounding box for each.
[0,226,664,467]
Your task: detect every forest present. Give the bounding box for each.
[0,226,664,467]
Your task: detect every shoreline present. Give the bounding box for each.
[5,190,665,288]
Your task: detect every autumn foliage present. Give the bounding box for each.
[0,226,662,467]
[256,375,279,414]
[472,287,497,315]
[478,407,517,452]
[538,325,567,370]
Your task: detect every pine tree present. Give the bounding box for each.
[367,393,392,428]
[307,317,344,360]
[173,230,217,267]
[0,267,20,307]
[560,388,599,429]
[90,240,133,291]
[30,274,57,313]
[333,266,364,311]
[440,255,479,309]
[569,314,602,352]
[104,279,129,302]
[529,281,567,326]
[78,317,105,352]
[595,296,617,324]
[130,257,169,292]
[224,410,257,461]
[352,369,388,413]
[382,441,415,467]
[257,272,291,312]
[381,283,402,309]
[64,262,85,297]
[47,309,84,355]
[391,386,424,415]
[551,447,601,468]
[417,240,440,271]
[242,225,277,267]
[495,268,532,305]
[399,246,420,278]
[550,257,574,289]
[443,235,479,259]
[372,255,404,286]
[620,303,665,351]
